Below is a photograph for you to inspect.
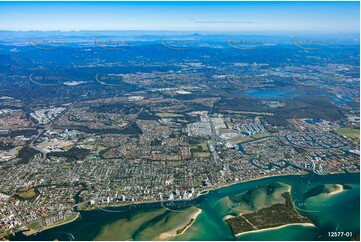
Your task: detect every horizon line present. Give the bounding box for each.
[0,29,359,33]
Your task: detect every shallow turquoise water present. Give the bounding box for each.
[11,173,360,241]
[236,225,318,241]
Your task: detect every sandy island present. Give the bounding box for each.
[15,171,357,239]
[327,184,344,196]
[155,208,202,240]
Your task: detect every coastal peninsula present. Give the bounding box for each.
[226,192,312,236]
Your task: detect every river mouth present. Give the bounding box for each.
[9,172,360,241]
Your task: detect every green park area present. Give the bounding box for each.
[16,187,38,200]
[190,143,210,158]
[335,128,359,138]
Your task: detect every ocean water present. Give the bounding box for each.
[11,173,360,241]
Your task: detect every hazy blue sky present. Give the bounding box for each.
[0,1,359,32]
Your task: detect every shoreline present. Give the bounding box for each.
[224,215,236,221]
[22,212,80,237]
[80,170,359,213]
[11,171,359,239]
[198,172,307,196]
[78,172,306,212]
[42,212,80,231]
[235,222,316,237]
[199,170,360,197]
[81,199,165,211]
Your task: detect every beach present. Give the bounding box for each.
[235,223,316,237]
[9,172,360,241]
[156,208,202,240]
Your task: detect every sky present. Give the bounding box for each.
[0,1,359,32]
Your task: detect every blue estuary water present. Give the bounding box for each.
[11,173,360,241]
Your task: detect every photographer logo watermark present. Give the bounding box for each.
[29,73,67,86]
[292,37,330,51]
[160,74,201,86]
[28,38,68,50]
[226,200,256,213]
[94,38,135,50]
[227,38,265,50]
[160,37,201,50]
[95,73,124,86]
[293,199,332,213]
[226,74,266,86]
[161,200,195,213]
